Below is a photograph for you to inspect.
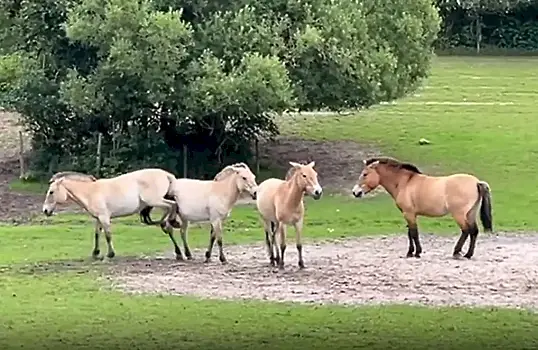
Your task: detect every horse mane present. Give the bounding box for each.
[213,162,249,181]
[364,157,422,174]
[284,161,307,181]
[49,171,97,183]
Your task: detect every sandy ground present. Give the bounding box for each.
[107,232,538,310]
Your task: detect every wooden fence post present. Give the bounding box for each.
[255,138,260,176]
[182,144,188,178]
[95,133,102,177]
[18,130,25,179]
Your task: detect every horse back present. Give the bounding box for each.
[100,168,175,199]
[405,173,480,216]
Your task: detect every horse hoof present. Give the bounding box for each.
[414,253,421,258]
[186,255,194,261]
[204,258,211,264]
[175,255,184,261]
[463,254,473,259]
[106,251,115,259]
[298,261,305,269]
[452,253,463,260]
[406,253,414,258]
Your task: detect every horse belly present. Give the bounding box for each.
[106,193,141,217]
[177,199,210,223]
[413,194,449,217]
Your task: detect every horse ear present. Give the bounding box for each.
[307,161,315,168]
[289,161,302,168]
[370,160,380,167]
[362,159,367,165]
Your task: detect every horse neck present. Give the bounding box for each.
[283,175,304,209]
[215,175,241,209]
[61,180,95,210]
[377,166,408,199]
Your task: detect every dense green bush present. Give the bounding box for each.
[0,0,440,178]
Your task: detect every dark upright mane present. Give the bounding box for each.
[284,161,308,180]
[364,157,422,174]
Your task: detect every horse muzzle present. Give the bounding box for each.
[352,190,363,198]
[43,208,53,216]
[311,189,323,200]
[251,191,257,200]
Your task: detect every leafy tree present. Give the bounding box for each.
[0,0,441,178]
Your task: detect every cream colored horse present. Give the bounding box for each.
[141,162,258,263]
[255,161,322,269]
[42,169,178,259]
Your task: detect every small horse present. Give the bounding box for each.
[42,169,178,259]
[140,162,258,263]
[255,161,323,269]
[351,157,493,259]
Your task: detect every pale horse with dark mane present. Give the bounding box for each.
[140,162,258,264]
[42,169,179,259]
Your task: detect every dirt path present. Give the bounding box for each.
[108,233,538,310]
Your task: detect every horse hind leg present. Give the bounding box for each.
[463,205,481,259]
[160,220,184,261]
[179,220,192,260]
[140,193,178,225]
[463,223,479,259]
[98,215,115,259]
[451,211,471,259]
[92,219,102,260]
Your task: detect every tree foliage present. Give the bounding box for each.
[436,0,538,51]
[0,0,440,178]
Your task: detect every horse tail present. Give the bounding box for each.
[477,181,493,232]
[165,172,176,196]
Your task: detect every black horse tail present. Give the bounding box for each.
[477,181,493,232]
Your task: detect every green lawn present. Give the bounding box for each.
[3,56,538,349]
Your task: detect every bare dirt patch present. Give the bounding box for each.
[0,111,42,222]
[108,233,538,310]
[259,136,381,193]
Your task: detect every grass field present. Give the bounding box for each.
[3,56,538,350]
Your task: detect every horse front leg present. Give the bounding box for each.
[92,219,102,259]
[293,219,305,269]
[277,224,287,270]
[271,222,281,266]
[214,220,227,264]
[403,212,421,258]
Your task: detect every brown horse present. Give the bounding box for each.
[351,157,492,259]
[255,161,323,269]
